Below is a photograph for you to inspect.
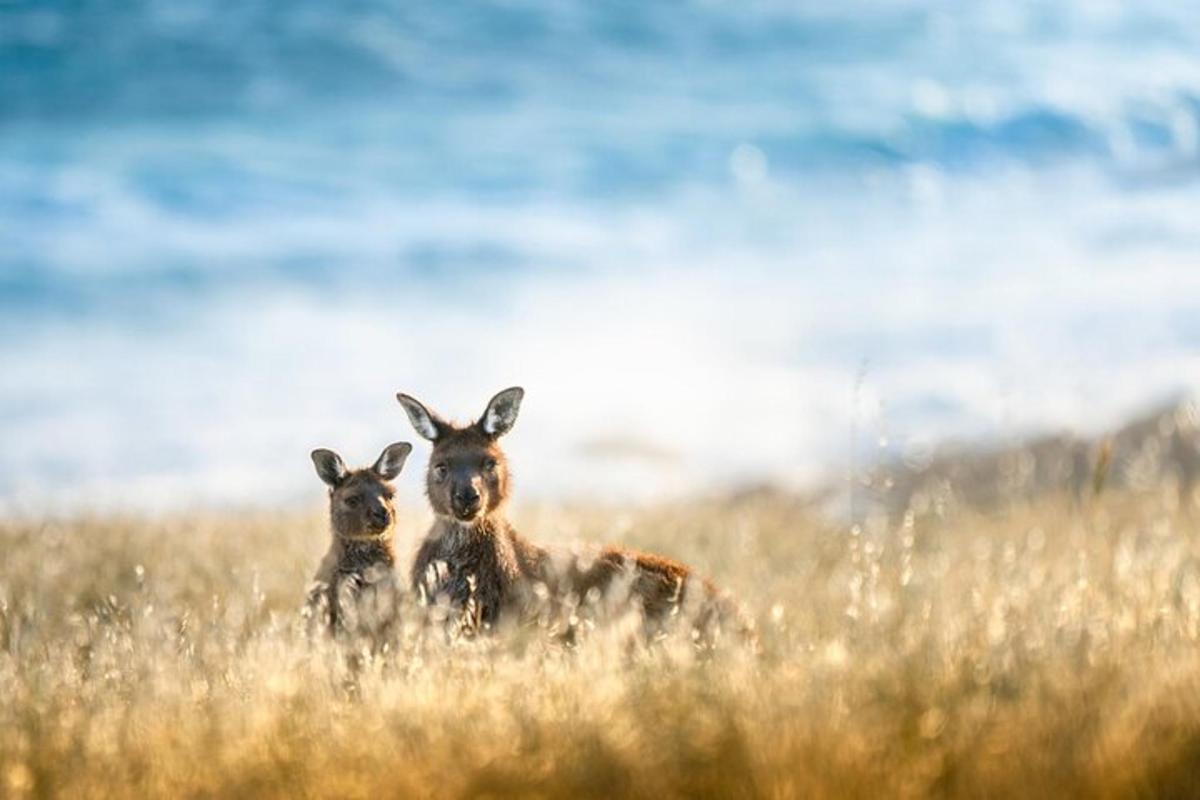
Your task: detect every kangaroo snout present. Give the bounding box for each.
[367,504,391,530]
[452,485,482,519]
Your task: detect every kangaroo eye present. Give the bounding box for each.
[433,464,448,480]
[345,495,362,508]
[484,459,498,472]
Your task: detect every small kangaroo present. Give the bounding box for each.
[396,387,752,643]
[305,442,412,635]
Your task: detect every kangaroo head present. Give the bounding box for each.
[395,387,523,524]
[311,442,412,540]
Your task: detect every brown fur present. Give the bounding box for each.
[398,389,752,643]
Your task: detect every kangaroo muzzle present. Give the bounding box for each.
[451,486,482,520]
[367,505,391,531]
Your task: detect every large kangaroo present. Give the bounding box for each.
[396,387,752,643]
[306,442,411,635]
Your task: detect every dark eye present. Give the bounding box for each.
[345,495,362,508]
[484,459,498,472]
[432,464,448,480]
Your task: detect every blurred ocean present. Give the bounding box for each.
[2,0,1200,511]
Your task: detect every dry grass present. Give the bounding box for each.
[3,486,1200,798]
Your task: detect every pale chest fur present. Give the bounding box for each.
[307,537,398,634]
[412,519,544,626]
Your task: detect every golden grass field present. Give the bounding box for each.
[3,478,1200,798]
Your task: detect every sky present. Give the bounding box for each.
[1,0,1199,511]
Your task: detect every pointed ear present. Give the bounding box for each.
[479,386,524,438]
[396,393,444,441]
[311,449,348,488]
[372,441,412,481]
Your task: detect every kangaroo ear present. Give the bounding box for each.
[396,393,444,441]
[373,442,412,481]
[311,449,348,488]
[479,386,524,438]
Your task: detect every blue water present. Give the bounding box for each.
[2,1,1200,509]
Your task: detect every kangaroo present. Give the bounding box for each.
[396,387,753,644]
[305,442,411,636]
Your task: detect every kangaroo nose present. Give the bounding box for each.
[369,508,389,526]
[454,487,480,506]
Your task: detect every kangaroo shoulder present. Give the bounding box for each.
[311,540,343,585]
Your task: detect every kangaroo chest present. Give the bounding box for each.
[336,539,395,579]
[420,523,524,622]
[307,538,397,635]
